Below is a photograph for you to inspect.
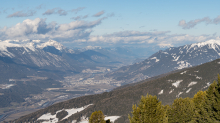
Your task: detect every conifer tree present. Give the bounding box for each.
[191,91,212,123]
[89,110,105,123]
[162,105,169,123]
[128,94,166,123]
[168,97,195,123]
[203,75,220,122]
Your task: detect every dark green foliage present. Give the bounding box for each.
[202,75,220,122]
[191,91,212,123]
[128,94,166,123]
[168,97,195,123]
[89,110,105,123]
[56,110,68,121]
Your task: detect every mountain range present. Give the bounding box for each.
[0,40,138,110]
[12,53,220,123]
[1,39,220,122]
[105,39,220,85]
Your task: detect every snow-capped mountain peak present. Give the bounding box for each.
[0,40,36,57]
[0,41,21,52]
[106,39,220,84]
[23,42,36,51]
[37,40,65,51]
[189,39,220,49]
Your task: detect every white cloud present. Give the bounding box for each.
[93,10,105,17]
[42,8,56,15]
[71,7,85,14]
[213,15,220,24]
[7,10,36,18]
[43,8,67,16]
[57,18,104,31]
[71,16,81,20]
[179,15,220,29]
[1,18,54,38]
[85,31,217,47]
[0,17,218,48]
[158,43,173,47]
[71,15,88,20]
[0,18,104,41]
[57,9,67,16]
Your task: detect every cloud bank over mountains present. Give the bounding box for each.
[1,3,220,48]
[86,31,218,47]
[0,18,219,48]
[0,18,103,41]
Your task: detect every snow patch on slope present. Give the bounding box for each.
[150,57,160,62]
[172,80,183,88]
[105,116,121,123]
[175,61,192,69]
[0,84,15,89]
[37,104,93,123]
[172,55,180,61]
[158,90,163,95]
[196,76,202,79]
[38,110,61,123]
[188,82,197,87]
[203,82,211,89]
[180,71,187,74]
[176,92,183,97]
[162,52,169,54]
[169,89,174,94]
[61,104,93,121]
[186,88,192,93]
[77,116,120,123]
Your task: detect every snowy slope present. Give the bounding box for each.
[0,40,82,72]
[0,40,36,57]
[37,39,66,51]
[106,39,220,84]
[37,104,120,123]
[37,104,93,123]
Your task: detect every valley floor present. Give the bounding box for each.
[0,67,124,122]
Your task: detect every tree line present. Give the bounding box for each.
[89,75,220,123]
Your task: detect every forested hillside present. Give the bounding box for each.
[10,58,220,123]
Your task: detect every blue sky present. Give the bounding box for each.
[0,0,220,48]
